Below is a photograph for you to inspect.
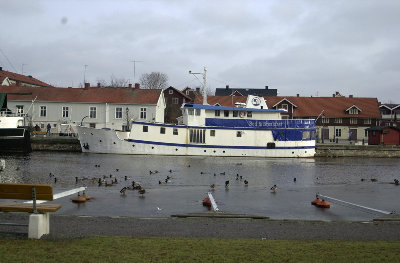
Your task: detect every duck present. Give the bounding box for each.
[120,187,127,195]
[210,184,216,190]
[244,180,248,185]
[270,185,277,193]
[138,189,146,196]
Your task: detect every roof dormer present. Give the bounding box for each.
[346,105,362,115]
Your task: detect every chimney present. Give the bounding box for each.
[332,94,335,97]
[97,83,101,88]
[297,94,299,97]
[0,67,2,71]
[68,86,72,89]
[28,75,32,78]
[226,85,229,90]
[349,95,353,98]
[265,86,269,89]
[134,83,140,89]
[128,83,132,89]
[84,83,90,89]
[196,87,200,92]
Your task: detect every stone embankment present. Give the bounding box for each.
[30,136,400,157]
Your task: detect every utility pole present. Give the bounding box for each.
[130,59,143,83]
[189,66,208,105]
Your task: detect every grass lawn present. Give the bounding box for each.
[0,237,399,262]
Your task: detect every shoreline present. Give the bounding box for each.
[1,213,399,240]
[29,136,400,157]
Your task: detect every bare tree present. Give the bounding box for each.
[95,75,129,88]
[139,72,168,89]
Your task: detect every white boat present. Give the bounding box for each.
[77,94,316,157]
[0,108,31,153]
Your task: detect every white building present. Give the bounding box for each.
[0,83,165,134]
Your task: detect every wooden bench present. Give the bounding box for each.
[0,183,61,239]
[32,131,47,135]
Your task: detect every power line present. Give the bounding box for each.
[0,48,17,72]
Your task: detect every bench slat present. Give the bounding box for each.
[0,202,61,213]
[0,183,54,201]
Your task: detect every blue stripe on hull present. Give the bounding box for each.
[126,139,315,150]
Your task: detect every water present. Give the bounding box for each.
[0,152,399,221]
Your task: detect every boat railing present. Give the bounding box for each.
[0,111,26,118]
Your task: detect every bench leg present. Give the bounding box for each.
[28,213,50,239]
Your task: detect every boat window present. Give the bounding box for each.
[189,129,206,144]
[173,128,178,135]
[143,126,148,132]
[236,131,242,137]
[302,131,310,140]
[160,127,166,134]
[267,143,275,149]
[195,109,201,116]
[210,130,215,137]
[224,110,229,117]
[215,110,220,117]
[233,111,238,117]
[247,111,252,118]
[188,109,194,115]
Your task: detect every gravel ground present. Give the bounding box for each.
[0,213,400,241]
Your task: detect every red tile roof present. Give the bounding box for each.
[0,68,53,87]
[165,86,192,100]
[195,95,381,118]
[0,86,162,104]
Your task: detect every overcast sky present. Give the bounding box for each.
[0,0,399,102]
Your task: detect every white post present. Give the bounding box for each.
[203,67,207,105]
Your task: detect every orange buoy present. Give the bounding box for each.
[202,197,211,207]
[311,198,321,206]
[317,199,330,208]
[82,191,91,200]
[72,193,86,203]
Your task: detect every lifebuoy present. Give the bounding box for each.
[239,111,246,118]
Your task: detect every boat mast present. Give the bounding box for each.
[189,66,208,105]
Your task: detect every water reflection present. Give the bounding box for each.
[0,152,399,221]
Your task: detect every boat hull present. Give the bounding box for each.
[77,126,315,158]
[0,128,32,153]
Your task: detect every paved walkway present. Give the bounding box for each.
[1,213,400,241]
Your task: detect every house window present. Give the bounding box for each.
[169,89,173,94]
[372,131,376,136]
[115,107,122,119]
[62,106,69,118]
[189,129,206,144]
[334,118,342,124]
[215,110,220,117]
[349,108,359,115]
[140,108,147,119]
[335,128,342,137]
[89,123,96,128]
[364,118,371,124]
[195,109,201,116]
[280,104,288,111]
[40,106,47,117]
[173,128,178,135]
[247,111,252,118]
[89,107,96,119]
[364,129,368,137]
[321,117,329,124]
[224,110,229,117]
[210,130,215,136]
[236,131,242,137]
[186,90,190,95]
[16,105,24,116]
[188,109,194,115]
[350,118,357,124]
[143,126,148,132]
[172,98,179,104]
[160,127,165,134]
[40,123,44,129]
[233,111,238,117]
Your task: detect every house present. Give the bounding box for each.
[0,67,53,88]
[215,85,278,97]
[379,103,400,127]
[367,126,400,145]
[196,94,381,144]
[164,86,192,124]
[0,83,165,134]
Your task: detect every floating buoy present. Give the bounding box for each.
[82,191,91,200]
[202,197,211,207]
[311,197,321,206]
[72,193,86,203]
[317,199,330,208]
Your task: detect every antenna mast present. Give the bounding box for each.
[189,66,208,105]
[130,59,143,83]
